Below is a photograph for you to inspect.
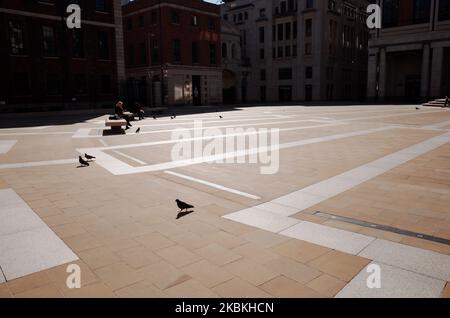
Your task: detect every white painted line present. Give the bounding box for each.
[336,262,445,298]
[112,150,147,165]
[223,208,299,232]
[0,159,77,170]
[86,126,392,175]
[164,170,261,200]
[72,128,92,138]
[344,109,442,122]
[30,126,52,130]
[80,122,349,152]
[0,132,73,136]
[0,189,78,281]
[0,140,17,154]
[98,139,109,146]
[359,239,450,281]
[0,266,5,283]
[279,221,376,255]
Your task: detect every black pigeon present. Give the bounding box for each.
[172,114,177,119]
[416,107,420,110]
[136,128,141,133]
[85,153,96,160]
[219,116,223,119]
[175,199,194,212]
[171,116,174,120]
[79,156,89,166]
[153,115,157,120]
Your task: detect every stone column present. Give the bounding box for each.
[367,49,378,101]
[378,48,387,101]
[113,0,126,88]
[420,43,430,99]
[430,46,444,98]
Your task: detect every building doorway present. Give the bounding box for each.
[222,69,237,104]
[279,86,292,102]
[405,75,421,102]
[192,75,201,106]
[305,85,312,101]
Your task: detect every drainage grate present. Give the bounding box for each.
[314,211,450,246]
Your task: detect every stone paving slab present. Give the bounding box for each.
[336,262,445,298]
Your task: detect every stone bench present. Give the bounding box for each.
[105,119,127,132]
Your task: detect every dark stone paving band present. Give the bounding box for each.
[314,211,450,246]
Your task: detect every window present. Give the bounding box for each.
[46,73,61,95]
[382,0,399,28]
[128,44,135,65]
[279,68,292,80]
[259,48,265,59]
[172,10,180,24]
[140,42,147,64]
[151,40,159,64]
[127,18,132,30]
[191,15,199,26]
[305,43,312,55]
[272,47,276,59]
[173,39,181,63]
[285,23,291,40]
[277,24,283,41]
[305,85,312,101]
[244,12,248,20]
[285,45,291,57]
[95,0,107,12]
[98,31,109,59]
[72,29,84,58]
[293,21,297,39]
[277,46,283,58]
[293,44,297,57]
[305,66,313,79]
[209,44,217,64]
[138,15,144,27]
[413,0,430,24]
[306,0,314,9]
[326,67,334,81]
[9,21,25,55]
[208,18,215,31]
[192,42,199,63]
[260,69,266,81]
[151,11,157,24]
[259,27,265,43]
[439,0,450,20]
[13,73,30,96]
[100,75,111,94]
[223,14,228,21]
[305,19,312,37]
[221,43,227,59]
[42,26,56,57]
[272,25,276,41]
[259,8,266,18]
[260,86,266,102]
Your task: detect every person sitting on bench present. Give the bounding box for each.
[115,101,132,129]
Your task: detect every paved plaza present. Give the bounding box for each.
[0,105,450,298]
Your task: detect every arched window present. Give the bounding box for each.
[231,43,236,59]
[222,42,227,59]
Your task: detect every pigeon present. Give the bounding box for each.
[171,116,174,120]
[416,107,420,110]
[219,116,223,119]
[172,114,177,119]
[136,128,141,133]
[85,153,96,160]
[175,199,194,212]
[153,116,157,120]
[79,156,89,167]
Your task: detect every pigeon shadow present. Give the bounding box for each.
[76,165,89,168]
[176,210,194,220]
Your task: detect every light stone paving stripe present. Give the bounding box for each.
[279,221,376,255]
[164,170,261,200]
[72,128,92,138]
[0,140,17,154]
[98,139,109,146]
[0,132,73,136]
[0,266,5,283]
[336,262,446,298]
[422,119,450,130]
[84,126,393,175]
[0,159,78,170]
[113,150,147,165]
[359,239,450,282]
[223,208,300,232]
[0,189,78,281]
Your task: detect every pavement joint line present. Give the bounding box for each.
[164,170,261,200]
[80,125,391,175]
[0,265,6,283]
[98,139,109,146]
[0,140,17,154]
[112,150,147,165]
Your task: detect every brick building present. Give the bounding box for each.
[0,0,125,112]
[122,0,222,107]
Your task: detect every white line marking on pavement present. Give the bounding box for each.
[0,132,73,136]
[164,170,261,200]
[112,150,147,165]
[84,126,392,175]
[422,119,450,130]
[0,140,17,154]
[72,128,92,138]
[0,159,77,170]
[0,188,78,281]
[98,139,109,146]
